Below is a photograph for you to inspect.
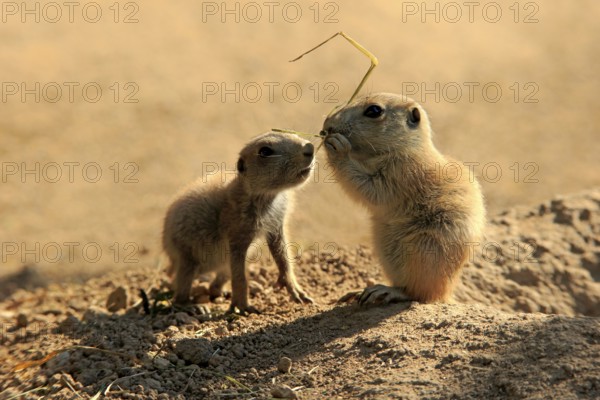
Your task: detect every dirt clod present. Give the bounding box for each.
[106,286,128,312]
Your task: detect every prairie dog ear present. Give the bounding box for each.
[407,107,421,128]
[237,158,245,173]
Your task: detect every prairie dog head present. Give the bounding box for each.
[322,93,433,156]
[237,132,315,194]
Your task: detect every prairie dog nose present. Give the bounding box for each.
[303,142,314,157]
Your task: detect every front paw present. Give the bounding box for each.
[276,276,314,304]
[324,133,351,157]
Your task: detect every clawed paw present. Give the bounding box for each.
[171,301,212,317]
[337,290,362,304]
[227,304,261,316]
[276,276,314,305]
[324,133,352,155]
[291,289,314,304]
[358,284,410,306]
[338,285,410,307]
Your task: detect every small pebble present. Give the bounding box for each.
[153,356,171,370]
[165,325,180,337]
[145,377,162,390]
[16,313,28,328]
[277,357,292,374]
[271,385,298,399]
[208,355,225,367]
[174,312,198,325]
[106,286,128,312]
[249,280,264,295]
[231,344,245,359]
[214,326,228,336]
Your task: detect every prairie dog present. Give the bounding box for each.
[163,132,315,314]
[322,93,485,304]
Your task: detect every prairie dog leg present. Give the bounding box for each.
[209,270,230,300]
[172,252,197,305]
[228,236,259,315]
[267,231,314,304]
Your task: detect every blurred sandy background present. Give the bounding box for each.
[1,0,599,281]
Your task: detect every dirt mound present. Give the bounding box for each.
[1,190,599,399]
[459,189,600,316]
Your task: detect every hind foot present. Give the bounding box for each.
[358,284,411,306]
[338,284,411,307]
[275,275,314,304]
[337,290,362,304]
[227,304,261,316]
[174,302,211,315]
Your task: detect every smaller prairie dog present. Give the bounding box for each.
[163,132,315,314]
[322,93,485,305]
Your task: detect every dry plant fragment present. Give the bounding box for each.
[289,31,379,105]
[273,32,379,150]
[271,128,320,138]
[12,346,138,372]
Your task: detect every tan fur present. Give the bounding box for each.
[162,132,315,313]
[322,93,485,303]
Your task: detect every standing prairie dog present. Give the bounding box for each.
[163,132,315,314]
[322,93,485,305]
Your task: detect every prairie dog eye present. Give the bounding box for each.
[258,147,274,158]
[407,107,421,127]
[363,104,384,118]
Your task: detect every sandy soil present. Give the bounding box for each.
[1,190,599,399]
[1,1,600,282]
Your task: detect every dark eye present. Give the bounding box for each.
[258,146,274,158]
[407,107,421,128]
[363,104,384,118]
